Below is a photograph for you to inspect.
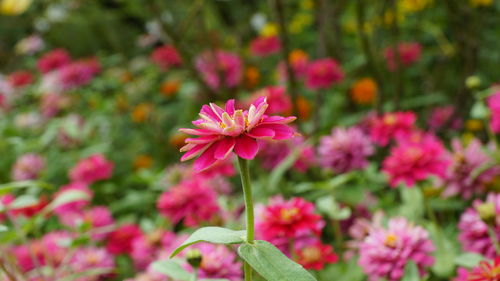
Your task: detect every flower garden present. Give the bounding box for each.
[1,0,500,280]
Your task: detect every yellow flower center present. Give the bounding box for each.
[384,233,398,248]
[280,207,299,223]
[301,246,321,263]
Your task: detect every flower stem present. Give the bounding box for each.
[487,226,500,255]
[238,157,254,281]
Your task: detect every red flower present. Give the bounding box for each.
[150,45,182,70]
[250,35,281,57]
[37,48,71,73]
[8,70,33,88]
[469,257,500,281]
[304,58,344,90]
[106,224,143,255]
[296,242,338,270]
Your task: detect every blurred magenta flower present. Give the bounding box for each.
[59,206,114,240]
[277,49,309,82]
[179,98,296,171]
[383,135,450,187]
[258,136,315,173]
[157,177,220,227]
[428,105,462,131]
[458,193,500,259]
[304,58,344,90]
[441,139,500,198]
[106,224,143,255]
[248,86,292,115]
[70,247,115,280]
[69,154,114,184]
[358,217,434,281]
[467,257,500,281]
[295,242,338,270]
[15,34,44,55]
[384,42,422,71]
[488,91,500,133]
[37,48,71,74]
[53,182,93,214]
[195,50,242,90]
[318,127,374,174]
[150,44,182,70]
[57,59,100,91]
[369,111,417,146]
[250,35,281,57]
[11,153,46,181]
[131,230,184,270]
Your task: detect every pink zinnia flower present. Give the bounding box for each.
[304,58,344,90]
[258,136,315,173]
[57,60,99,91]
[8,70,33,88]
[458,193,500,259]
[150,45,182,70]
[295,242,338,271]
[59,206,114,240]
[384,42,422,71]
[131,230,183,270]
[11,153,46,181]
[195,50,242,90]
[441,139,500,198]
[318,127,374,174]
[427,105,462,131]
[179,97,296,171]
[358,217,435,281]
[70,247,115,281]
[452,267,470,281]
[468,257,500,281]
[383,135,450,187]
[191,243,243,281]
[106,224,143,255]
[69,154,114,184]
[369,111,417,146]
[157,177,220,227]
[248,86,292,115]
[256,196,324,254]
[40,93,71,118]
[250,35,281,57]
[16,34,44,55]
[53,182,93,214]
[37,48,71,73]
[488,91,500,133]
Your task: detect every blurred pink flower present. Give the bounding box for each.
[304,58,344,90]
[37,48,71,74]
[248,86,292,115]
[59,206,114,240]
[369,111,417,146]
[40,93,71,118]
[157,177,220,227]
[258,136,315,173]
[106,224,143,255]
[70,247,115,281]
[250,35,281,57]
[441,139,500,198]
[452,267,470,281]
[191,243,243,281]
[8,70,33,88]
[57,60,99,91]
[318,127,374,174]
[179,98,296,171]
[384,42,422,71]
[488,91,500,133]
[382,135,450,187]
[69,154,114,184]
[256,196,324,254]
[131,230,184,270]
[295,242,338,271]
[195,50,242,90]
[16,35,44,55]
[53,182,93,214]
[458,193,500,259]
[358,217,434,281]
[427,106,462,131]
[11,153,46,181]
[150,45,182,70]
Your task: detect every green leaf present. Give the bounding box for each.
[0,181,51,196]
[238,240,317,281]
[170,227,246,258]
[427,223,456,277]
[398,187,424,221]
[0,225,7,232]
[316,196,351,220]
[454,252,484,268]
[45,189,91,213]
[401,261,419,281]
[151,259,192,281]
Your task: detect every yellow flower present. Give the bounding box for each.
[470,0,493,7]
[399,0,432,13]
[289,13,313,34]
[465,119,483,132]
[260,23,279,37]
[0,0,32,15]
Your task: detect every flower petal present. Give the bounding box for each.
[179,128,214,136]
[246,127,275,139]
[180,143,211,161]
[214,137,236,160]
[234,135,259,160]
[225,99,235,115]
[256,124,295,140]
[193,144,219,171]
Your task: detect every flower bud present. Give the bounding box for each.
[476,202,495,224]
[186,249,202,268]
[466,76,481,90]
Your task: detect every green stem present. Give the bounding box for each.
[487,226,500,255]
[238,157,254,281]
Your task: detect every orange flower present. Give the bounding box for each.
[244,66,260,89]
[296,96,312,120]
[160,80,180,97]
[350,77,377,105]
[134,155,153,170]
[289,49,309,65]
[132,103,153,123]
